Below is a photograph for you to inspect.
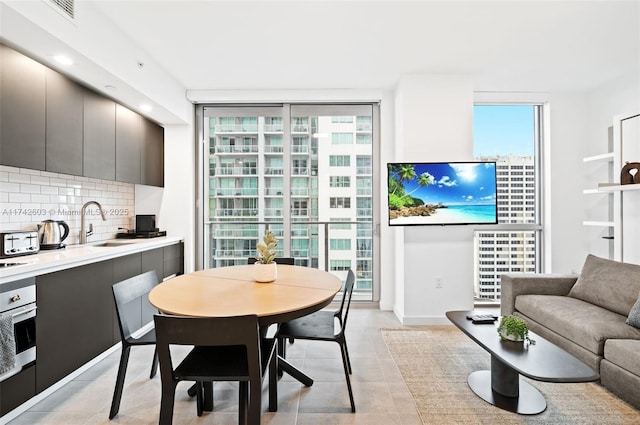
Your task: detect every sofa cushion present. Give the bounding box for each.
[568,254,640,316]
[604,339,640,376]
[627,293,640,328]
[515,294,640,355]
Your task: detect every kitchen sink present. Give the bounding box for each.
[92,242,134,247]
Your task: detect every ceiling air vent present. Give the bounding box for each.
[48,0,75,20]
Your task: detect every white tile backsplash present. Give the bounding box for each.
[0,166,135,245]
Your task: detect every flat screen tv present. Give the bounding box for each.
[387,161,498,226]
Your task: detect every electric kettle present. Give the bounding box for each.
[38,220,70,249]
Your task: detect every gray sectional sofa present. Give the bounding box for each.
[501,254,640,409]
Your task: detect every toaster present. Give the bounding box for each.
[0,231,40,258]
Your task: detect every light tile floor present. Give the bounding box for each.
[7,309,424,425]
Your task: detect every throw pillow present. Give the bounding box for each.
[627,293,640,329]
[568,254,640,316]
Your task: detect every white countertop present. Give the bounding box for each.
[0,236,183,283]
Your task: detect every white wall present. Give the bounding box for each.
[391,75,475,324]
[547,73,640,274]
[584,73,640,266]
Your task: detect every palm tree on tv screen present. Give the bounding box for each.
[388,164,434,209]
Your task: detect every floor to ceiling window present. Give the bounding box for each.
[196,103,379,302]
[473,104,544,303]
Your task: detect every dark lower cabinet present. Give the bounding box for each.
[36,261,114,393]
[0,364,36,416]
[163,243,184,277]
[142,248,164,282]
[34,242,182,395]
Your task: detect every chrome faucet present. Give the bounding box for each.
[80,201,107,244]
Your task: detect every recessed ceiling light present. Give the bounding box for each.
[54,55,73,66]
[140,104,152,112]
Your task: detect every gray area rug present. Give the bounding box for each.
[381,327,640,424]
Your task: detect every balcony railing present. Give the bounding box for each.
[215,124,258,133]
[357,249,372,258]
[291,125,309,132]
[213,228,259,238]
[264,167,284,175]
[265,145,284,153]
[214,145,258,153]
[212,188,259,196]
[264,209,283,216]
[292,145,309,153]
[263,124,283,132]
[291,249,310,257]
[291,167,309,175]
[213,167,258,176]
[205,220,375,301]
[216,208,259,217]
[264,188,284,196]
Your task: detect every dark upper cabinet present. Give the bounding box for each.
[141,119,165,187]
[83,89,116,180]
[0,44,46,169]
[46,69,84,175]
[116,104,142,184]
[0,44,163,186]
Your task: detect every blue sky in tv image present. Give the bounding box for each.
[401,162,497,207]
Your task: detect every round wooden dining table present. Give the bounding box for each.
[148,264,342,386]
[149,264,341,324]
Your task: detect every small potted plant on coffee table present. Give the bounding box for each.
[253,230,278,282]
[497,315,536,345]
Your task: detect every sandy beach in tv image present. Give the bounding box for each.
[388,162,497,226]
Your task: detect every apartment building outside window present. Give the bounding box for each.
[197,103,379,301]
[473,104,543,303]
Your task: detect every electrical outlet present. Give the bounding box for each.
[435,276,443,288]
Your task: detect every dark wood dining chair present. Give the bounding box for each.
[276,269,356,412]
[110,271,160,419]
[246,257,295,265]
[154,314,277,425]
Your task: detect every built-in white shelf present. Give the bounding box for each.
[583,152,614,162]
[583,188,609,195]
[597,183,640,192]
[583,220,615,227]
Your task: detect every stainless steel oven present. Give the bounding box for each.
[0,277,36,382]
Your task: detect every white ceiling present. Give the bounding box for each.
[92,0,640,93]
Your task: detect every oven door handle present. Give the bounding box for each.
[12,305,37,318]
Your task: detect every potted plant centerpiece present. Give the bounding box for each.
[497,315,536,345]
[253,230,279,282]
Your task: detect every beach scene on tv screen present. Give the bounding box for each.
[388,162,497,225]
